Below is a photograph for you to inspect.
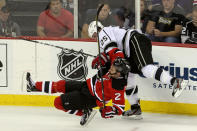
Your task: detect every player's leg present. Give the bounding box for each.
[26,72,66,93]
[26,72,85,94]
[26,72,37,92]
[54,96,83,116]
[129,32,188,98]
[59,89,97,126]
[26,72,97,126]
[122,73,142,119]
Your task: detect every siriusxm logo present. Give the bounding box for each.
[154,62,197,81]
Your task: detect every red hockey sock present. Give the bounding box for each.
[54,96,83,116]
[35,80,66,93]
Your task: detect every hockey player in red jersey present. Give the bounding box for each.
[88,20,189,119]
[26,58,130,126]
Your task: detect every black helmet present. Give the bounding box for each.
[113,57,131,75]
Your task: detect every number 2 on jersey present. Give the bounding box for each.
[115,93,121,100]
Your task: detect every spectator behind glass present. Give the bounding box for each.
[184,5,197,44]
[81,1,117,38]
[114,0,152,33]
[149,0,186,16]
[113,7,134,28]
[146,0,184,43]
[0,5,21,37]
[0,0,6,10]
[140,0,153,33]
[37,0,74,38]
[62,0,73,14]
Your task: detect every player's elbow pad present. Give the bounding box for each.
[107,48,124,63]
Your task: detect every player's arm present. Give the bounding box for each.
[99,80,126,118]
[99,59,130,118]
[99,28,125,63]
[104,43,124,64]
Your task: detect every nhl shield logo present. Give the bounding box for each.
[57,49,88,81]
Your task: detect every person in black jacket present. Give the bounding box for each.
[184,6,197,44]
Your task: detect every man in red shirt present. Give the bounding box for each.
[37,0,74,38]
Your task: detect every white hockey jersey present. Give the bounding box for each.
[98,26,140,59]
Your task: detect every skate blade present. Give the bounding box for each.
[122,115,143,120]
[173,80,189,98]
[82,110,97,126]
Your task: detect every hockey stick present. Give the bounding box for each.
[96,3,105,107]
[19,37,96,58]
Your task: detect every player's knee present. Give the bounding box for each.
[60,93,76,110]
[54,96,64,110]
[141,64,158,78]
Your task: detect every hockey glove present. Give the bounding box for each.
[92,53,109,69]
[99,106,117,119]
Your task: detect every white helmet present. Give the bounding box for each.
[88,21,104,38]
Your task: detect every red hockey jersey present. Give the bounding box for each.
[87,73,126,115]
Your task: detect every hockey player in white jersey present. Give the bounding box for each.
[88,21,188,119]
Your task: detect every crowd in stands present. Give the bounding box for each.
[0,0,196,44]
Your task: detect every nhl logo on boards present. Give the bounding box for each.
[57,49,88,81]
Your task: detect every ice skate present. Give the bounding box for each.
[122,104,143,120]
[26,72,37,92]
[172,78,188,98]
[80,108,97,126]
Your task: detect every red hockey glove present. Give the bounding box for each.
[92,53,109,69]
[99,106,117,119]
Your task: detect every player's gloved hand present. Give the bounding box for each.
[99,106,117,118]
[92,53,109,69]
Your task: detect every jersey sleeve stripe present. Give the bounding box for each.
[104,42,118,53]
[90,76,103,102]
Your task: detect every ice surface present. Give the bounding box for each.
[0,106,197,131]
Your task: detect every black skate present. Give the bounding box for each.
[26,72,37,92]
[172,78,188,98]
[80,109,97,126]
[122,104,143,120]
